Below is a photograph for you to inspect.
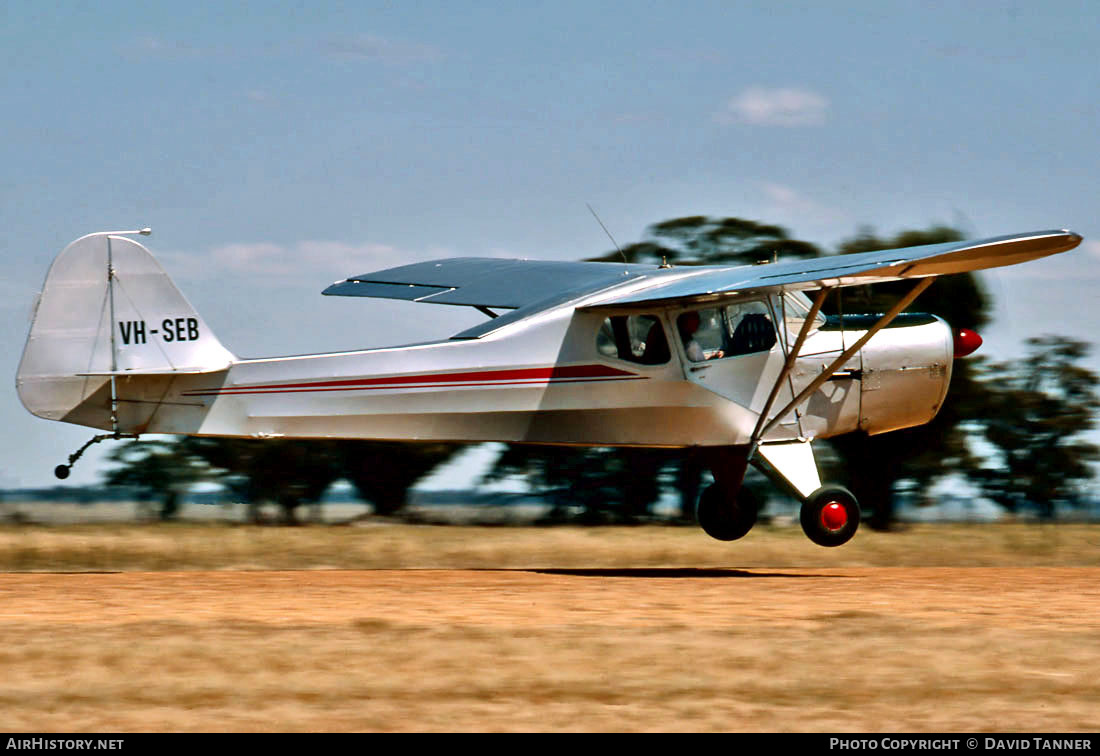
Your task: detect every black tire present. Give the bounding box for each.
[696,483,758,542]
[800,486,860,547]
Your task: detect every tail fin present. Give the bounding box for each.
[17,232,234,424]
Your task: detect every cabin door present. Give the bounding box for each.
[673,300,797,439]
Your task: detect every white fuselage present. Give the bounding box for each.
[79,294,953,449]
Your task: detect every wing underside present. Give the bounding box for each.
[581,229,1081,310]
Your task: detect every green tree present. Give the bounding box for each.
[586,215,822,266]
[105,437,461,524]
[184,438,461,522]
[104,438,210,520]
[484,445,670,523]
[183,438,344,524]
[339,441,462,516]
[971,337,1100,518]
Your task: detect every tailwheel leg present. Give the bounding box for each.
[800,486,861,547]
[55,432,139,479]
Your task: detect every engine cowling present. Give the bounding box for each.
[859,315,954,435]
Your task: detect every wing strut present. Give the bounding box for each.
[749,276,936,451]
[749,286,831,452]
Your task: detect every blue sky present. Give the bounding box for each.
[3,1,1098,488]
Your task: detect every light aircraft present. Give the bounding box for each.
[17,227,1081,545]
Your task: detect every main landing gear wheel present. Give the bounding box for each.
[697,483,758,542]
[800,486,860,547]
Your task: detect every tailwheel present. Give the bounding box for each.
[697,483,758,542]
[800,486,860,547]
[54,432,138,479]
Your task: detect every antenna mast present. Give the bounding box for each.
[586,203,627,264]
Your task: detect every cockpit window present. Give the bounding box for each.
[596,314,669,365]
[678,301,777,362]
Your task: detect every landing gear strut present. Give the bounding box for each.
[695,446,862,547]
[54,432,138,479]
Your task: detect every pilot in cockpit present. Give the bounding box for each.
[677,310,725,362]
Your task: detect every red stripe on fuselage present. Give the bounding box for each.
[181,364,642,397]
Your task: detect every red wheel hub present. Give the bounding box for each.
[820,501,848,531]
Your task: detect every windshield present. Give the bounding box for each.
[782,292,826,338]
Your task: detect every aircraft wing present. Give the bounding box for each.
[323,257,660,309]
[581,229,1081,310]
[321,229,1079,338]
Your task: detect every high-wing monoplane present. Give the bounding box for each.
[17,227,1082,545]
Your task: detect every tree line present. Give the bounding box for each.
[103,216,1100,525]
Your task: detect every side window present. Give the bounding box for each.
[724,301,777,356]
[596,314,670,365]
[678,301,776,362]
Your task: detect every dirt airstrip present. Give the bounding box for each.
[1,566,1098,732]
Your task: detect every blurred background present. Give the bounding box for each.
[3,1,1098,529]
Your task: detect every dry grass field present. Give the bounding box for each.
[0,522,1098,732]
